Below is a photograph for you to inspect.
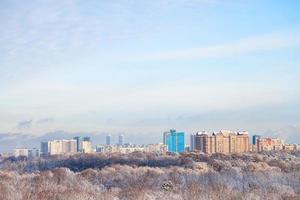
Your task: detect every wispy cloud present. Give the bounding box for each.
[36,118,54,125]
[0,0,100,61]
[0,0,222,64]
[17,120,33,129]
[16,118,54,130]
[141,31,300,61]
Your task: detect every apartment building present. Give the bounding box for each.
[42,139,77,155]
[257,138,283,151]
[193,130,249,154]
[14,148,39,158]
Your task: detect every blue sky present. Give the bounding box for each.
[0,0,300,145]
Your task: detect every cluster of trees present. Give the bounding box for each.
[0,151,299,200]
[0,152,183,172]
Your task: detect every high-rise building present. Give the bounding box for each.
[164,129,185,153]
[252,135,261,145]
[194,131,209,151]
[73,136,81,152]
[118,135,124,146]
[190,133,195,151]
[195,130,249,154]
[83,137,91,142]
[163,131,168,145]
[194,131,211,153]
[106,135,111,145]
[40,142,50,156]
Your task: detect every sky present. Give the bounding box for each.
[0,0,300,150]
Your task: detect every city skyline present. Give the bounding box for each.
[9,129,300,157]
[0,0,300,147]
[0,129,295,153]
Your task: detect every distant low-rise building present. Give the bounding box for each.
[283,144,295,151]
[96,143,167,154]
[14,148,29,157]
[119,146,144,153]
[282,144,300,151]
[28,148,40,158]
[0,152,14,158]
[257,138,283,151]
[14,148,39,158]
[96,145,105,153]
[144,143,167,154]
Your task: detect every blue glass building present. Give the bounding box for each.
[252,135,261,145]
[164,129,185,153]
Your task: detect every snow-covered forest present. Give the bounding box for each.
[0,151,299,200]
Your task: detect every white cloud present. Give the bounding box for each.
[141,31,300,61]
[1,80,291,116]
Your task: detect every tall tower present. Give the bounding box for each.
[163,131,168,145]
[106,135,111,145]
[40,141,50,156]
[118,134,124,146]
[73,136,81,152]
[190,133,195,151]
